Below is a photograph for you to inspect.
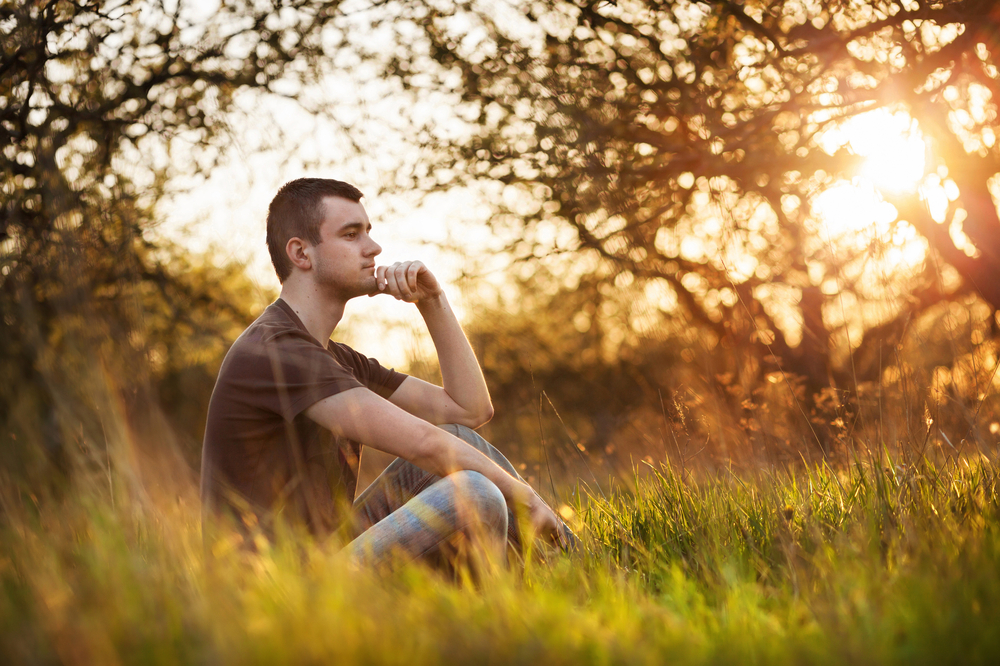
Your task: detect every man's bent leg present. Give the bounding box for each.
[344,470,508,568]
[441,425,579,552]
[352,424,528,550]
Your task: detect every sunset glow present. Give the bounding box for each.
[851,112,927,193]
[813,110,931,264]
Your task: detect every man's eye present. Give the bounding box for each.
[345,232,357,239]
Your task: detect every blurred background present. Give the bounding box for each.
[4,0,1000,504]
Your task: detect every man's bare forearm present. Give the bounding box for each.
[417,292,494,424]
[306,388,562,542]
[409,424,532,506]
[411,425,561,542]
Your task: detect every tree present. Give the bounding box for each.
[393,0,1000,435]
[0,0,358,484]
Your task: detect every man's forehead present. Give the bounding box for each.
[320,195,370,227]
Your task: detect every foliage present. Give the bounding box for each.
[467,265,1000,479]
[1,445,998,664]
[0,0,363,482]
[389,0,1000,401]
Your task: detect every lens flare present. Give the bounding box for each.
[814,109,930,267]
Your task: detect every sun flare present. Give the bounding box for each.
[813,110,931,266]
[850,111,927,193]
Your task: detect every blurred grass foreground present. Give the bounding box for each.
[2,425,999,663]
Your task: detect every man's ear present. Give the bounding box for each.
[285,237,312,272]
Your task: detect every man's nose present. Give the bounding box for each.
[368,238,382,257]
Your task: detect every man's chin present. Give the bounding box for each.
[325,279,379,300]
[362,277,381,297]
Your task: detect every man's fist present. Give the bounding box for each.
[371,261,443,303]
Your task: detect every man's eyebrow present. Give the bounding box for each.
[337,221,371,232]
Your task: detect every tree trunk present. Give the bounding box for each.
[893,189,1000,310]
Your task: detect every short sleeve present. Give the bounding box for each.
[330,342,407,399]
[223,329,367,422]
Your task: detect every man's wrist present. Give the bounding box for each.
[415,290,446,311]
[505,480,535,508]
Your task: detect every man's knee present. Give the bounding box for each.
[447,470,507,534]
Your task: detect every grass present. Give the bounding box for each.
[2,447,998,664]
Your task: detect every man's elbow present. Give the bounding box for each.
[461,403,493,429]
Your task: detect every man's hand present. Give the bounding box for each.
[515,483,570,549]
[371,260,442,303]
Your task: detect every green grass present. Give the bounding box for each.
[2,451,999,665]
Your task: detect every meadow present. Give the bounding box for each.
[3,262,999,665]
[2,436,997,664]
[6,1,1000,663]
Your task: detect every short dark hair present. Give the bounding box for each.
[266,178,364,283]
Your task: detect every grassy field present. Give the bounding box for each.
[2,446,998,665]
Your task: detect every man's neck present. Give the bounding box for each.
[278,279,347,347]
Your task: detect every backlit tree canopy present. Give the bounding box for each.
[397,0,1000,394]
[6,0,1000,471]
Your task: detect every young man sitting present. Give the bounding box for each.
[200,177,571,566]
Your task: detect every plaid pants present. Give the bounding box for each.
[343,424,527,565]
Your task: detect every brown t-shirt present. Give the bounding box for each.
[200,298,406,538]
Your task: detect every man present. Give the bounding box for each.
[200,177,569,566]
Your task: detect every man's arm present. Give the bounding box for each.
[372,261,493,427]
[304,387,562,541]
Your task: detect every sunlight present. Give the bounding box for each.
[850,111,927,193]
[818,109,927,194]
[813,110,929,257]
[813,180,899,235]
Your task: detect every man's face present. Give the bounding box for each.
[307,196,382,299]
